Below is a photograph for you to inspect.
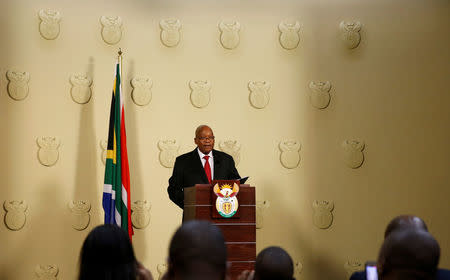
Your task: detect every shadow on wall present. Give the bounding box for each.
[72,57,98,209]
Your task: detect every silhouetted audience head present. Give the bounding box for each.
[167,220,227,280]
[78,224,137,280]
[384,215,428,238]
[377,229,440,280]
[255,246,294,280]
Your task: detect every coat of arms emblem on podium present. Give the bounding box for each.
[213,182,239,218]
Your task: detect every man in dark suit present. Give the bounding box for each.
[350,215,450,280]
[167,125,240,209]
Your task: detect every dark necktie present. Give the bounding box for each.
[203,155,212,184]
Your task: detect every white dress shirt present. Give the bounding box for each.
[197,148,214,180]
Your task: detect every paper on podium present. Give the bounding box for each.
[238,176,249,184]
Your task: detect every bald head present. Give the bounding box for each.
[195,125,212,138]
[255,246,294,280]
[168,220,227,280]
[378,230,440,280]
[384,215,428,238]
[194,125,215,154]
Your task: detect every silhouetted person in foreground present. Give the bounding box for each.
[350,215,450,280]
[238,246,294,280]
[377,229,440,280]
[383,215,428,238]
[78,224,152,280]
[165,220,227,280]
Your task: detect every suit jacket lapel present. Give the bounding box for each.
[213,150,222,180]
[192,149,209,183]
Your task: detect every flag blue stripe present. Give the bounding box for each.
[102,193,116,225]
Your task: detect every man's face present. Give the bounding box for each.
[195,127,215,154]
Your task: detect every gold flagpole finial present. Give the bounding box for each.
[118,48,123,57]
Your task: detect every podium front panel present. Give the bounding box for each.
[184,184,256,280]
[187,205,255,223]
[226,243,256,261]
[217,224,256,242]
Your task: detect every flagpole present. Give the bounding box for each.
[117,48,123,80]
[117,48,123,111]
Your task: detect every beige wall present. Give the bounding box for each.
[1,0,449,279]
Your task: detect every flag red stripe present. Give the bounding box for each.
[120,107,134,241]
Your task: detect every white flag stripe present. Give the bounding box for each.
[103,184,112,194]
[122,185,128,208]
[115,209,121,227]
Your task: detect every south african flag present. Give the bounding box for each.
[102,57,133,241]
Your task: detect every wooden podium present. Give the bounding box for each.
[184,183,256,279]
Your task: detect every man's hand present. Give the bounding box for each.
[237,270,255,280]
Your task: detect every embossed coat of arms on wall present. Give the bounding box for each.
[6,70,30,101]
[38,9,61,40]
